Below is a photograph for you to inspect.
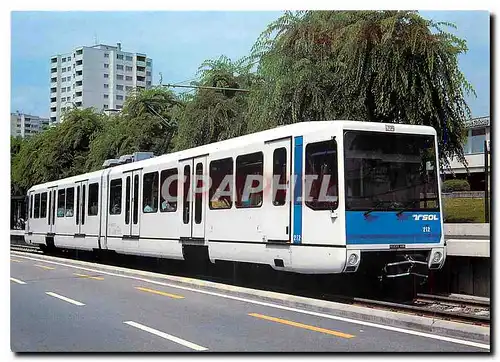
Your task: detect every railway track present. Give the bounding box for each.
[10,243,490,325]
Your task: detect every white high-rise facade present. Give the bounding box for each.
[50,43,153,123]
[11,112,51,138]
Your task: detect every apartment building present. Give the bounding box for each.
[50,43,153,123]
[445,116,490,190]
[10,112,51,138]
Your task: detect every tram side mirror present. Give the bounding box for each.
[330,209,338,219]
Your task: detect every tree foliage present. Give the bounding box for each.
[11,11,476,194]
[86,87,180,170]
[247,10,474,168]
[174,55,254,150]
[11,108,105,191]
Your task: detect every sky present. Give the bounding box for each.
[10,10,490,119]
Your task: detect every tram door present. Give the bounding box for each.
[263,137,292,242]
[123,170,142,238]
[179,156,208,240]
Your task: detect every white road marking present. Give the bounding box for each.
[46,292,85,306]
[12,252,489,350]
[124,321,207,351]
[10,277,26,285]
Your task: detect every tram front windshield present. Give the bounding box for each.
[344,130,439,212]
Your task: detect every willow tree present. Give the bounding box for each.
[86,87,180,170]
[12,108,105,190]
[174,55,255,151]
[247,10,474,168]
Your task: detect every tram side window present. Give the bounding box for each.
[305,139,339,210]
[57,189,66,217]
[66,187,74,217]
[273,148,287,206]
[160,168,178,212]
[143,172,159,213]
[34,194,41,219]
[109,179,122,215]
[30,195,33,219]
[88,183,99,216]
[209,158,233,210]
[235,152,263,208]
[40,192,48,218]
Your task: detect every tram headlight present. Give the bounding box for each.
[348,253,359,266]
[432,251,443,264]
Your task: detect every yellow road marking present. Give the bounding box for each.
[135,286,184,299]
[249,313,355,339]
[73,273,104,281]
[34,264,55,270]
[11,259,22,263]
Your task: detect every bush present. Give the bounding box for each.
[442,179,470,192]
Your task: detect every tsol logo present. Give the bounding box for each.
[412,214,439,221]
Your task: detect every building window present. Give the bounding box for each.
[76,49,83,55]
[209,158,233,209]
[104,63,109,68]
[126,66,133,72]
[116,85,124,91]
[117,54,124,60]
[76,91,82,97]
[67,87,72,92]
[51,57,57,63]
[104,73,109,78]
[117,64,124,70]
[61,97,66,102]
[146,60,151,67]
[143,172,159,213]
[61,57,66,62]
[116,104,122,109]
[116,94,124,100]
[61,88,66,93]
[146,71,151,76]
[146,81,151,86]
[76,60,83,66]
[51,68,57,73]
[104,53,109,58]
[76,70,82,76]
[126,76,133,81]
[51,77,57,83]
[125,85,132,91]
[126,55,133,61]
[109,179,122,215]
[470,128,486,154]
[104,94,109,99]
[61,77,66,82]
[104,84,109,89]
[117,74,124,80]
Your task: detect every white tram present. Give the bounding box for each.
[25,121,446,276]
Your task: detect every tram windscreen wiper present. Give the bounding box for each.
[363,201,385,216]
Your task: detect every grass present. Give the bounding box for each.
[443,198,487,223]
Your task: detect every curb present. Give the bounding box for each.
[11,250,490,344]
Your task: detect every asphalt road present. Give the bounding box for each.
[10,252,489,352]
